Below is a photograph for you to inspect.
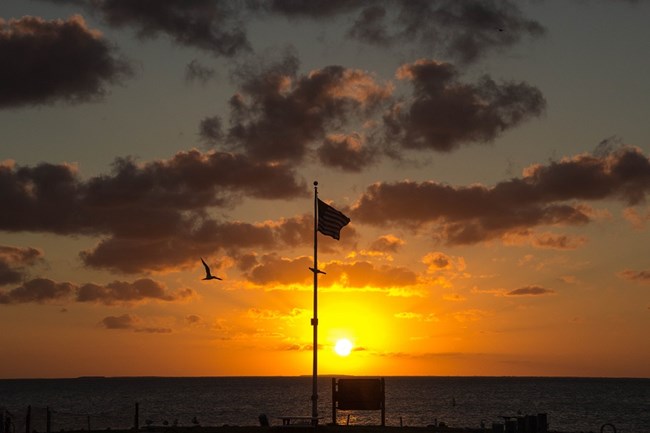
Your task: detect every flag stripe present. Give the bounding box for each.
[317,199,350,240]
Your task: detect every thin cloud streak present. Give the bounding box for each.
[506,286,555,296]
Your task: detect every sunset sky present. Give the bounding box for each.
[1,0,649,379]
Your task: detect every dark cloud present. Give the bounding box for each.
[0,161,86,235]
[186,314,203,324]
[424,252,450,269]
[0,275,193,305]
[0,245,42,285]
[348,5,391,46]
[45,0,250,57]
[531,233,586,250]
[245,254,418,289]
[0,263,23,287]
[261,0,362,18]
[185,59,217,84]
[317,134,378,172]
[0,150,308,272]
[236,253,259,272]
[100,314,139,329]
[83,150,307,210]
[618,269,650,283]
[351,146,650,245]
[77,278,194,305]
[135,327,172,334]
[41,0,543,64]
[383,59,545,153]
[323,260,418,288]
[502,230,587,250]
[368,234,404,253]
[390,0,545,64]
[262,1,545,64]
[0,278,74,304]
[0,151,305,234]
[198,116,223,145]
[246,254,312,286]
[80,212,358,273]
[0,15,131,108]
[209,54,392,163]
[506,286,555,296]
[80,219,278,273]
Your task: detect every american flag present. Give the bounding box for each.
[317,199,350,240]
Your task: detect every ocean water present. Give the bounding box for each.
[1,377,648,433]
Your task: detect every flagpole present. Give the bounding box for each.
[311,180,319,424]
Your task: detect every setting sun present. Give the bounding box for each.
[334,338,353,357]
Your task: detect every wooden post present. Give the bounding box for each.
[87,415,90,431]
[46,408,51,433]
[381,378,386,427]
[25,406,31,433]
[133,403,139,431]
[331,378,337,425]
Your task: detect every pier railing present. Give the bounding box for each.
[1,403,141,433]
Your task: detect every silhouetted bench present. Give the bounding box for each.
[273,415,323,426]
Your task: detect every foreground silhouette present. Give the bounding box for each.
[200,258,222,280]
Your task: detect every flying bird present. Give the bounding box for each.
[201,258,222,280]
[309,267,326,275]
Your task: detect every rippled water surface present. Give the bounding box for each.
[1,377,648,432]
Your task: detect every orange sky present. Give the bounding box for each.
[1,0,649,379]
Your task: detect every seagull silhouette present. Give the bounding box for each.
[309,267,326,275]
[201,258,222,280]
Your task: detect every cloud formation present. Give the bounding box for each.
[42,1,543,63]
[0,278,75,304]
[0,15,130,108]
[506,286,555,296]
[45,0,250,57]
[261,0,545,63]
[618,269,650,283]
[207,54,392,164]
[0,277,193,305]
[369,234,405,253]
[383,59,546,153]
[101,313,140,329]
[317,134,378,172]
[245,254,418,290]
[0,245,42,285]
[203,55,544,169]
[77,278,194,305]
[0,150,308,272]
[80,212,356,274]
[351,146,650,245]
[99,313,171,332]
[185,59,217,84]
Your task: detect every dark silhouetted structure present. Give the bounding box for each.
[258,414,269,427]
[332,378,385,426]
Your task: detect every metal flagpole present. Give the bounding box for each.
[311,180,319,423]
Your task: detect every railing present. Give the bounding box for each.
[1,404,138,433]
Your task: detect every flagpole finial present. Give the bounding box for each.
[313,181,318,186]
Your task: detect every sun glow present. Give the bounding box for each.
[334,338,353,357]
